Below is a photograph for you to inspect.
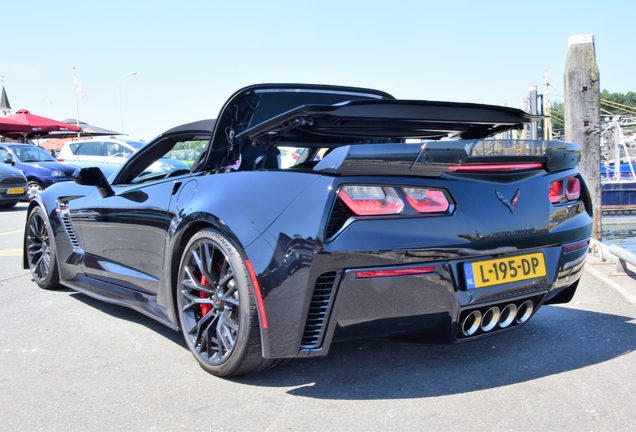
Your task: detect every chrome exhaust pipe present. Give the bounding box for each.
[462,310,482,336]
[515,300,534,324]
[499,303,518,328]
[481,307,500,332]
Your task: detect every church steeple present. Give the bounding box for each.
[0,77,11,116]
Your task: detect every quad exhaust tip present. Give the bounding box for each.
[515,300,534,324]
[462,311,482,336]
[481,306,500,332]
[461,300,535,337]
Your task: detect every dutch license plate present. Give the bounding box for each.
[6,187,24,195]
[464,252,546,290]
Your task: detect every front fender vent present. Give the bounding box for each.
[300,271,338,349]
[58,201,81,251]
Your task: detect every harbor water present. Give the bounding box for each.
[602,223,636,254]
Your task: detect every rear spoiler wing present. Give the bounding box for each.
[312,140,581,177]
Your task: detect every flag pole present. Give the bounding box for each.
[73,67,80,138]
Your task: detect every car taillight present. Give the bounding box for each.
[449,163,543,172]
[566,177,581,200]
[549,176,580,203]
[338,186,404,215]
[57,158,64,162]
[403,187,450,213]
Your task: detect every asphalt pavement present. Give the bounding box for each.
[1,203,636,431]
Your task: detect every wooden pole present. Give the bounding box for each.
[564,34,601,240]
[544,70,552,140]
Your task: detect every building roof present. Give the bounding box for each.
[0,86,11,112]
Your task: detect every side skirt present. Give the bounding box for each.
[60,276,180,331]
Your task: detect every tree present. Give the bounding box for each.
[550,101,565,132]
[549,91,636,137]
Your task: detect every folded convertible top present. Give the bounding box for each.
[236,99,542,143]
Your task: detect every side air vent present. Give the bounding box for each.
[58,202,81,250]
[300,271,338,349]
[325,198,352,240]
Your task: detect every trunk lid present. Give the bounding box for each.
[313,140,580,177]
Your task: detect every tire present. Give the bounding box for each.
[25,205,61,289]
[27,181,44,201]
[176,229,271,377]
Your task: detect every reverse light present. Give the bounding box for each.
[564,240,589,254]
[403,187,450,213]
[338,186,404,215]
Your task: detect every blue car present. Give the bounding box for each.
[0,143,79,200]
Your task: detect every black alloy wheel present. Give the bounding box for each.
[177,229,269,377]
[26,206,60,289]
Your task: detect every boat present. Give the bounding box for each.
[601,117,636,217]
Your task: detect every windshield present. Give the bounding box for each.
[11,145,58,162]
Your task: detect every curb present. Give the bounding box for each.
[585,239,636,308]
[584,260,636,308]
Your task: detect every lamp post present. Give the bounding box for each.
[118,71,137,135]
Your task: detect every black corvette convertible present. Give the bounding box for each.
[23,84,592,376]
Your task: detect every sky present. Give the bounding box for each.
[1,0,634,141]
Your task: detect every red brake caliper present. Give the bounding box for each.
[199,275,212,316]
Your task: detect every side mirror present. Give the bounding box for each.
[3,156,13,165]
[73,167,114,198]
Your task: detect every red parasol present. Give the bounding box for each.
[0,116,35,133]
[3,109,82,137]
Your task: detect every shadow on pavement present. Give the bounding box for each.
[234,305,636,399]
[69,292,186,348]
[66,289,636,400]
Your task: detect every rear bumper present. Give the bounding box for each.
[277,240,589,359]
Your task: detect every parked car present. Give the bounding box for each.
[57,138,189,178]
[23,84,592,377]
[279,147,304,168]
[0,143,78,200]
[57,138,145,166]
[0,162,28,208]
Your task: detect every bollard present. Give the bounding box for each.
[608,244,636,275]
[589,238,605,262]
